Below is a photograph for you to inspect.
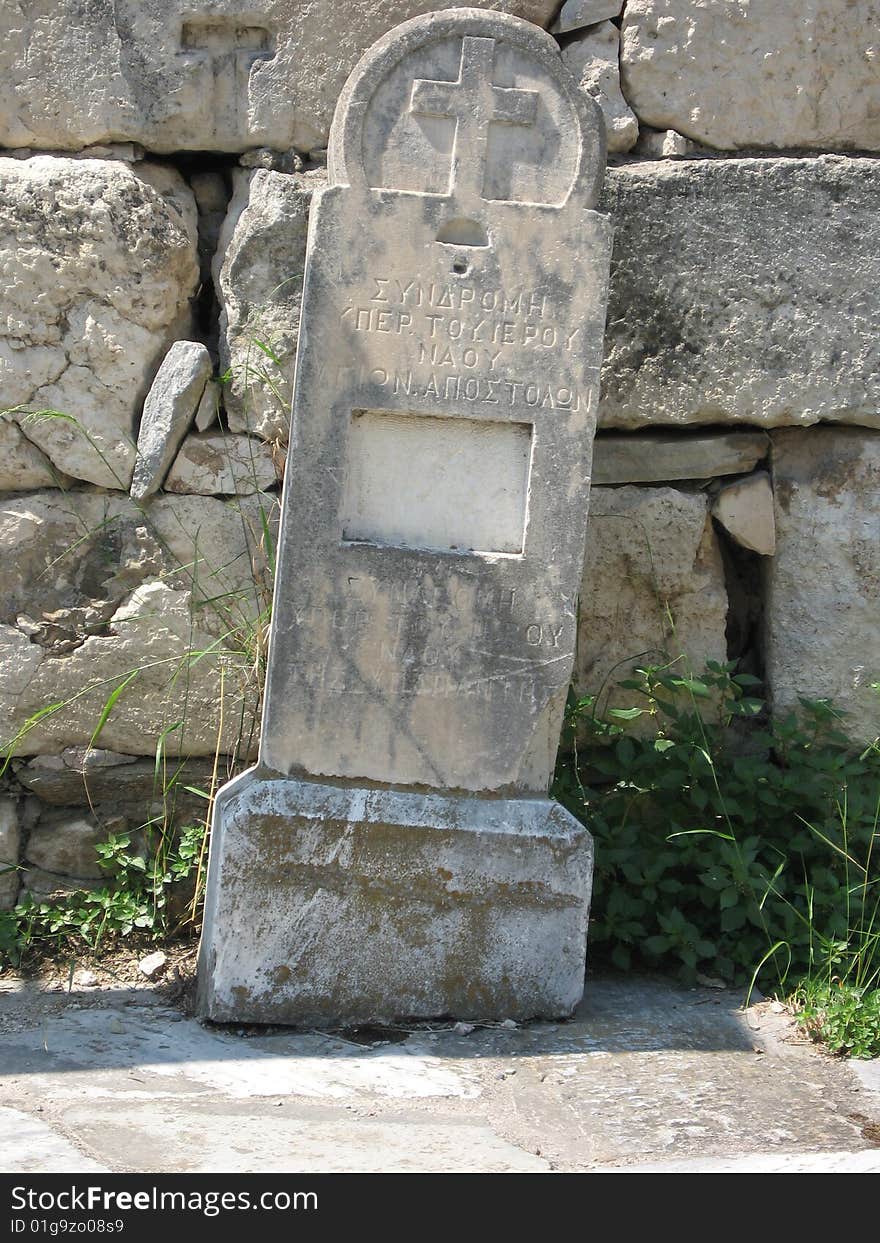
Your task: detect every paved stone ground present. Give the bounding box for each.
[0,974,878,1173]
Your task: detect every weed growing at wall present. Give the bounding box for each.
[0,398,279,969]
[0,823,206,966]
[554,660,880,1054]
[791,978,880,1059]
[0,722,231,968]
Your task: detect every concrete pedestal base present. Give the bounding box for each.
[197,770,593,1026]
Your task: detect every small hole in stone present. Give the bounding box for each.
[436,217,489,247]
[452,259,468,275]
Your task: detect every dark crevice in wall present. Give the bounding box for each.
[610,145,880,167]
[555,28,595,51]
[593,420,772,440]
[164,152,237,362]
[165,151,235,181]
[158,148,323,373]
[713,518,766,682]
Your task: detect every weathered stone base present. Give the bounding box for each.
[197,771,593,1027]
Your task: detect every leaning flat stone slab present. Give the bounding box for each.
[601,158,880,431]
[766,427,880,743]
[0,1,559,156]
[621,0,880,152]
[131,341,211,499]
[199,771,593,1026]
[194,379,221,432]
[260,17,611,793]
[592,429,769,484]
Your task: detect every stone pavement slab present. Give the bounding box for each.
[0,1107,108,1175]
[610,1151,880,1173]
[0,976,877,1173]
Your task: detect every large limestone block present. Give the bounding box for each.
[561,24,638,153]
[15,756,215,854]
[766,428,880,742]
[621,1,880,152]
[593,429,769,484]
[576,486,728,702]
[214,170,323,440]
[0,157,198,489]
[25,811,123,880]
[601,158,880,431]
[0,2,559,156]
[199,772,593,1024]
[20,869,103,902]
[0,491,275,758]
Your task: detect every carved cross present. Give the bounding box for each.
[410,36,539,207]
[180,19,275,139]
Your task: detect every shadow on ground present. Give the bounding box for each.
[0,972,877,1173]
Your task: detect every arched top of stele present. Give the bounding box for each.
[328,8,606,213]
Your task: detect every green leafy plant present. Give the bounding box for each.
[790,980,880,1059]
[554,659,880,1054]
[0,819,208,966]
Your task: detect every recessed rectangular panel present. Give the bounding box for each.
[341,409,532,554]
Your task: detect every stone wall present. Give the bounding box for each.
[1,1,878,902]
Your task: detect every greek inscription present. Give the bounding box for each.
[367,277,546,317]
[361,368,579,411]
[525,622,567,647]
[341,305,414,335]
[340,277,582,369]
[346,303,570,352]
[419,340,504,369]
[340,270,587,411]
